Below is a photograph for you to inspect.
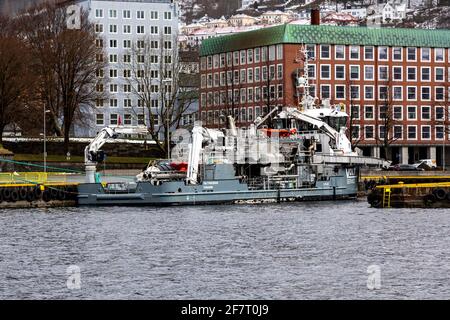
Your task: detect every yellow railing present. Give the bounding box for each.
[0,172,69,184]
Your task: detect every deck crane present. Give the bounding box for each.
[85,126,148,183]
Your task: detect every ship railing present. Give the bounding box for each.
[247,175,299,190]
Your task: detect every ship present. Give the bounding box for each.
[77,47,389,206]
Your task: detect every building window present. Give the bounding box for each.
[164,26,172,35]
[109,24,117,34]
[364,86,374,100]
[393,66,402,81]
[364,46,374,60]
[138,114,145,125]
[407,126,417,140]
[364,106,374,120]
[364,66,374,80]
[95,24,103,33]
[123,114,132,126]
[407,87,416,100]
[164,11,172,20]
[254,48,261,63]
[436,87,445,101]
[307,44,315,59]
[379,125,386,139]
[393,86,402,100]
[421,67,430,81]
[109,9,117,18]
[350,85,359,100]
[435,67,445,81]
[379,66,388,81]
[436,126,444,140]
[335,85,345,99]
[150,11,158,20]
[123,10,130,19]
[365,126,374,139]
[136,10,144,19]
[421,48,431,62]
[240,50,246,65]
[393,47,402,61]
[351,105,360,120]
[308,64,316,79]
[407,67,416,81]
[320,45,330,59]
[393,106,402,120]
[407,47,416,61]
[394,126,402,139]
[321,85,331,99]
[436,106,445,120]
[123,39,131,48]
[124,98,132,107]
[109,113,119,126]
[407,106,417,120]
[136,25,144,34]
[320,65,330,79]
[96,114,104,126]
[109,39,117,48]
[95,9,103,18]
[378,46,388,60]
[379,86,388,100]
[421,106,431,120]
[421,126,431,140]
[276,44,283,60]
[435,48,444,62]
[350,46,359,60]
[351,125,360,139]
[350,65,359,80]
[421,87,431,101]
[335,65,345,80]
[269,45,276,61]
[110,98,118,107]
[335,45,345,59]
[109,69,117,78]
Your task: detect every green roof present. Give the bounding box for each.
[200,24,450,56]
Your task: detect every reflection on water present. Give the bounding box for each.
[0,200,449,299]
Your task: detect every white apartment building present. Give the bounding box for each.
[75,0,179,137]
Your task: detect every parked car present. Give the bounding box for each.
[388,164,425,171]
[412,159,437,170]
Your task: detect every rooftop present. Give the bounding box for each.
[200,24,450,56]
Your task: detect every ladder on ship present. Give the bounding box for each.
[382,188,391,208]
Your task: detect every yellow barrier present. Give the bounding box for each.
[0,172,69,184]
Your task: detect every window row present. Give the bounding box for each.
[200,85,284,107]
[98,53,173,64]
[308,44,447,63]
[313,65,448,82]
[103,39,173,50]
[350,105,448,121]
[353,125,447,140]
[201,45,284,70]
[201,65,284,88]
[94,9,172,20]
[95,24,173,35]
[200,106,274,124]
[318,84,448,101]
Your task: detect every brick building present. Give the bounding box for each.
[199,24,450,165]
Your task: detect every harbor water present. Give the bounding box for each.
[0,200,449,299]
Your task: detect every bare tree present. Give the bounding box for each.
[0,15,37,143]
[122,33,194,155]
[375,79,399,160]
[17,2,108,153]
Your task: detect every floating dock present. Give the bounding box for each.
[368,182,450,208]
[0,172,78,208]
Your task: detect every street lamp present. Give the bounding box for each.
[43,106,50,174]
[162,79,172,160]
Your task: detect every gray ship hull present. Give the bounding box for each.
[77,175,358,206]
